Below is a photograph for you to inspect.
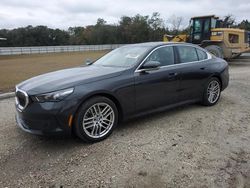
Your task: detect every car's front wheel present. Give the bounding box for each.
[74,96,118,142]
[202,77,221,106]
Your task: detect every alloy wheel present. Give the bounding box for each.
[82,102,115,139]
[207,80,220,104]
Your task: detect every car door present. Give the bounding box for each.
[134,46,181,113]
[175,45,212,101]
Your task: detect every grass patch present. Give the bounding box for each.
[0,51,109,93]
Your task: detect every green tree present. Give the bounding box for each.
[148,12,165,41]
[68,27,85,44]
[238,20,250,30]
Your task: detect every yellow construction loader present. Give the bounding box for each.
[163,15,250,59]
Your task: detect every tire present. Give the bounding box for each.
[205,45,224,59]
[233,53,242,59]
[202,77,221,106]
[74,96,118,142]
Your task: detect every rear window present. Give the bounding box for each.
[196,48,208,60]
[176,46,198,63]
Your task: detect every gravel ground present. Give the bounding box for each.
[0,59,250,187]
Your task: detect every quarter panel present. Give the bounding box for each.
[178,60,212,101]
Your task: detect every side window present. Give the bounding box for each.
[229,34,239,43]
[194,19,202,32]
[146,46,174,66]
[204,19,210,33]
[196,48,208,61]
[176,46,198,63]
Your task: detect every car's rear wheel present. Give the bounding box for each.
[202,77,221,106]
[74,96,118,142]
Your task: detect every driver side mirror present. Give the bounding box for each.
[140,61,161,71]
[85,58,93,65]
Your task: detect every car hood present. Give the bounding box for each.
[17,65,126,95]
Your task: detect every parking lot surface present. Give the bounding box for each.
[1,59,250,187]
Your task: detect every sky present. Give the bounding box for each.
[0,0,249,30]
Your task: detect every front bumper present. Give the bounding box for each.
[16,112,69,136]
[15,99,77,136]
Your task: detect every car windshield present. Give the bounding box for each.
[93,46,149,67]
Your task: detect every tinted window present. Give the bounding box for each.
[194,19,201,32]
[177,46,198,63]
[204,19,210,32]
[146,46,174,66]
[196,48,207,60]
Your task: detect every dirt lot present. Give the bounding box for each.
[0,51,108,92]
[0,56,250,187]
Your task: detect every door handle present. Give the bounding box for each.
[200,67,206,70]
[168,72,178,79]
[169,72,178,76]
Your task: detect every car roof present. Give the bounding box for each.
[120,42,208,55]
[122,42,195,48]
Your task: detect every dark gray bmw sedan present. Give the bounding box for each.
[15,42,229,142]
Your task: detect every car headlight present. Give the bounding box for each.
[33,88,74,102]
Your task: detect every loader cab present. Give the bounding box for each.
[190,15,219,44]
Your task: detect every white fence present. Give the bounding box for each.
[0,44,124,55]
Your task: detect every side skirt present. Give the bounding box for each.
[123,99,200,122]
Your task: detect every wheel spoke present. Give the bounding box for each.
[91,125,96,135]
[93,105,99,115]
[101,105,109,114]
[102,121,110,127]
[84,117,94,122]
[84,120,94,125]
[90,107,96,116]
[97,104,101,115]
[104,111,113,119]
[85,124,95,129]
[101,106,112,116]
[213,85,219,91]
[98,123,102,134]
[98,122,105,129]
[209,93,214,102]
[212,82,216,88]
[95,124,99,136]
[103,118,112,123]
